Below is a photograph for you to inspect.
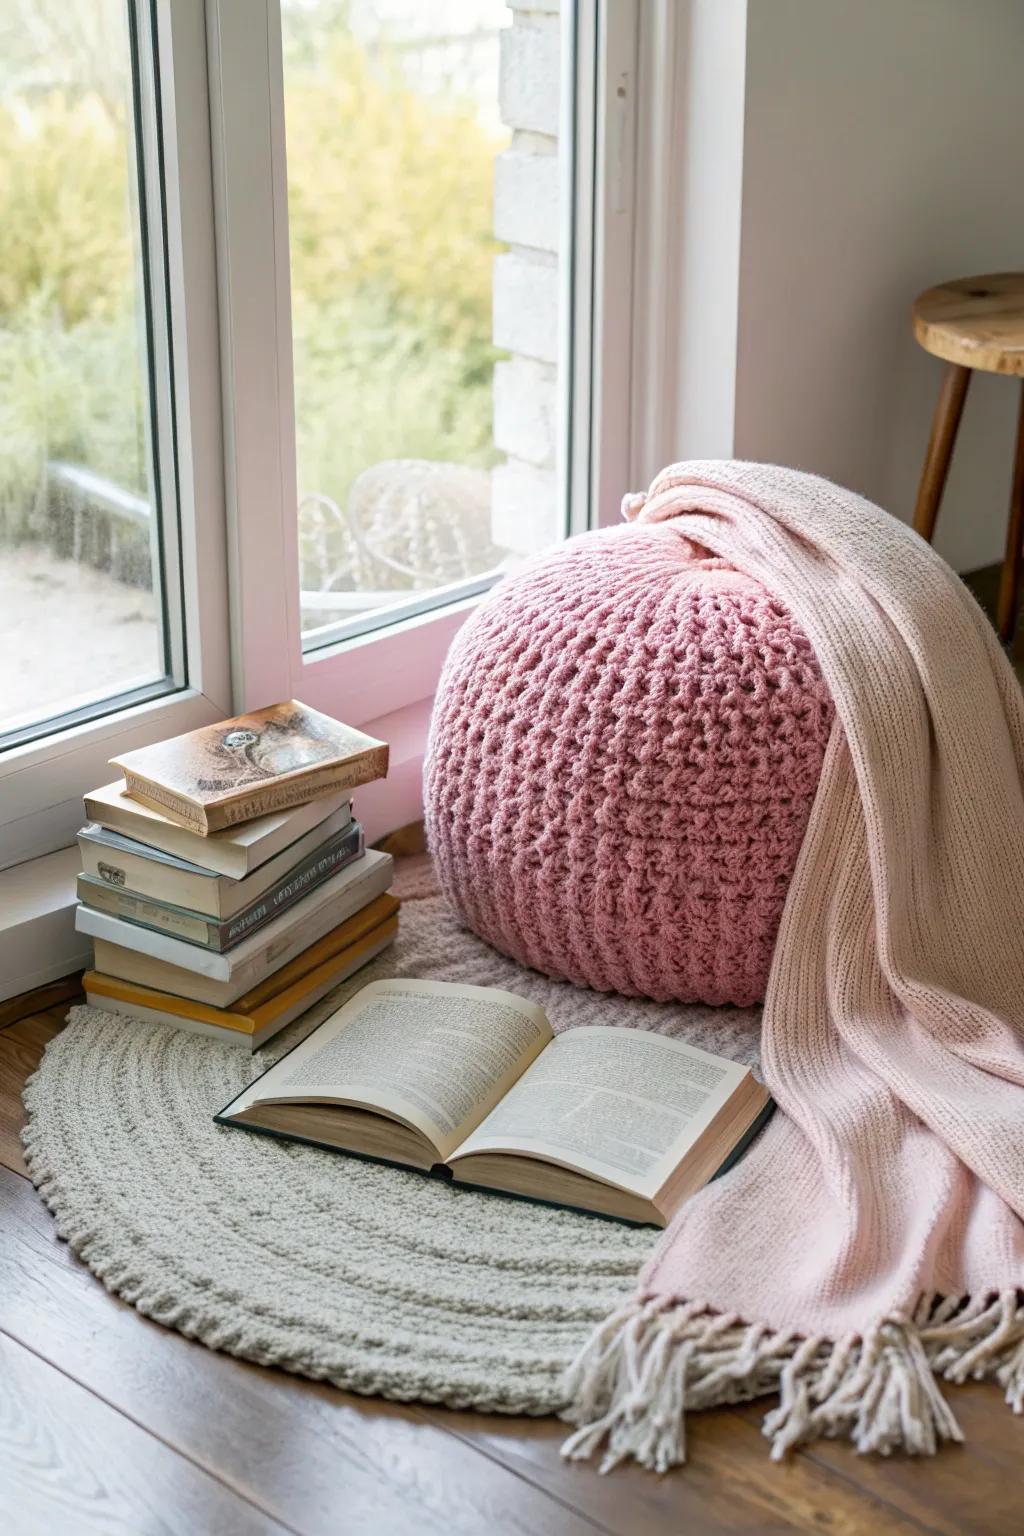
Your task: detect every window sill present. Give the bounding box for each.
[0,848,90,1004]
[292,591,478,729]
[0,689,229,872]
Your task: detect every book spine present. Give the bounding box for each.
[78,821,365,953]
[218,821,364,946]
[79,849,393,988]
[227,852,392,992]
[234,891,400,1008]
[205,748,388,829]
[247,916,398,1027]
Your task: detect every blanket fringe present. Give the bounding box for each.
[560,1290,1024,1473]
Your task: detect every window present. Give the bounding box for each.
[1,0,638,880]
[209,0,586,729]
[280,1,568,649]
[0,0,184,748]
[0,0,229,874]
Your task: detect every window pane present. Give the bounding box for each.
[0,1,174,743]
[282,0,567,647]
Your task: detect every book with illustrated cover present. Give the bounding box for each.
[110,701,388,834]
[216,979,772,1226]
[83,781,353,879]
[82,849,394,1007]
[78,803,355,918]
[78,819,364,951]
[83,896,400,1049]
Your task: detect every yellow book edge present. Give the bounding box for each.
[232,890,399,1007]
[84,912,399,1037]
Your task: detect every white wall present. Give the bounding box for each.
[666,0,748,468]
[732,0,1024,572]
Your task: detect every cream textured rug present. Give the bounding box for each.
[22,879,761,1413]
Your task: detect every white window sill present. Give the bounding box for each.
[0,847,89,1004]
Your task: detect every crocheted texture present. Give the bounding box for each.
[22,877,762,1414]
[426,522,833,1006]
[560,461,1024,1474]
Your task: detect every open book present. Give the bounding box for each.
[216,979,771,1225]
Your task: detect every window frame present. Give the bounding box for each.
[0,0,652,873]
[0,0,232,871]
[205,0,641,733]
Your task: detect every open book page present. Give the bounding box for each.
[231,979,552,1159]
[453,1026,749,1196]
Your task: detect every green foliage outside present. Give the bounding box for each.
[283,10,507,541]
[0,87,146,538]
[0,0,506,571]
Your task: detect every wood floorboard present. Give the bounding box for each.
[3,1005,1023,1535]
[0,1165,608,1536]
[438,1406,944,1536]
[0,1331,290,1536]
[0,1158,933,1536]
[0,972,83,1030]
[0,1010,64,1176]
[740,1387,1024,1536]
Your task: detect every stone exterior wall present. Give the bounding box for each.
[492,1,562,556]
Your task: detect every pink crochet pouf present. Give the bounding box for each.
[424,521,834,1006]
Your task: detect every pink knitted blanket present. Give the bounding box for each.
[562,461,1024,1471]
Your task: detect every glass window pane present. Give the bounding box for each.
[0,1,174,742]
[281,0,567,647]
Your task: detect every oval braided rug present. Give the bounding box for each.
[21,882,762,1415]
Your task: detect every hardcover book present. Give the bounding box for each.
[77,820,364,952]
[78,803,355,918]
[216,979,772,1226]
[110,702,388,834]
[81,849,394,1007]
[83,898,400,1050]
[83,781,353,879]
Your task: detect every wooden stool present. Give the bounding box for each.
[912,272,1024,641]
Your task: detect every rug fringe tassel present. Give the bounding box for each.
[560,1289,1024,1473]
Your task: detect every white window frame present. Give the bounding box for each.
[205,0,644,815]
[570,0,635,533]
[1,0,676,964]
[0,0,232,873]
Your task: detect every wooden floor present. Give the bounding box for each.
[2,1008,1023,1534]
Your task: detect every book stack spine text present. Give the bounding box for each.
[75,701,398,1047]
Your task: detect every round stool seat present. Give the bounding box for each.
[913,272,1024,376]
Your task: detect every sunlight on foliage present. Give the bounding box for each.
[0,74,143,518]
[0,0,506,574]
[283,14,507,513]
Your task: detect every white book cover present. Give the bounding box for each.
[76,849,393,983]
[78,802,356,918]
[83,780,352,878]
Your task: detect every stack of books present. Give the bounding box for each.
[75,701,399,1049]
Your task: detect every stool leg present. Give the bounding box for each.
[996,378,1024,644]
[913,363,971,542]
